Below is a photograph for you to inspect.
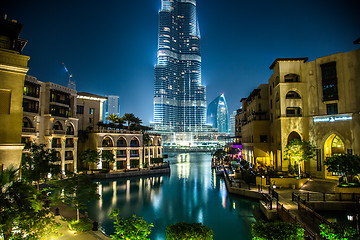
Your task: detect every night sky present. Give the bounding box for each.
[2,0,359,125]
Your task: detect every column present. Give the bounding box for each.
[139,147,143,168]
[112,149,117,171]
[61,137,66,176]
[126,148,130,169]
[73,138,78,173]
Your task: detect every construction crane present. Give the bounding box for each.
[62,62,76,90]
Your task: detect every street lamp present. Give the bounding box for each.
[261,175,265,192]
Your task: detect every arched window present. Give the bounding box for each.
[53,121,63,130]
[288,131,301,143]
[117,137,127,147]
[286,91,301,99]
[284,74,300,83]
[66,124,74,135]
[331,136,345,154]
[158,139,162,146]
[22,117,33,128]
[130,138,140,147]
[102,137,113,147]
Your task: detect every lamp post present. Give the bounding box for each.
[261,175,264,192]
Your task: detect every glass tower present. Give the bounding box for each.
[153,0,206,132]
[207,94,229,133]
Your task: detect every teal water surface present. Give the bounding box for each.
[87,152,263,239]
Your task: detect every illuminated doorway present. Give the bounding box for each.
[324,134,345,177]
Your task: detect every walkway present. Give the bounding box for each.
[50,202,111,240]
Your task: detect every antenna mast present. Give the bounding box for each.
[62,62,76,90]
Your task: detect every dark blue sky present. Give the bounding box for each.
[3,0,359,124]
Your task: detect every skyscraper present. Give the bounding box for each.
[153,0,206,132]
[103,95,120,123]
[207,94,229,133]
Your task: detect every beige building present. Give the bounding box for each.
[76,92,162,170]
[77,92,107,131]
[22,76,78,174]
[0,19,29,170]
[242,48,360,179]
[240,84,271,168]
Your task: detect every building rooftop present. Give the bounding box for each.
[269,57,308,69]
[77,92,107,100]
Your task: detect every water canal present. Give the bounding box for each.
[87,152,263,239]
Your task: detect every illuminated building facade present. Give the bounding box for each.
[22,75,79,174]
[0,18,29,170]
[153,0,206,132]
[207,94,229,133]
[240,48,360,179]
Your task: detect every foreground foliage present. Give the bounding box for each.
[320,224,358,240]
[109,209,153,240]
[166,222,213,240]
[251,221,304,240]
[0,168,61,240]
[68,217,93,232]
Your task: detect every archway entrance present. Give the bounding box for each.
[324,134,345,177]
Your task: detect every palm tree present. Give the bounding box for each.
[106,114,120,124]
[121,113,142,130]
[80,149,100,172]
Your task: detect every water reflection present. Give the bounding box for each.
[87,152,262,240]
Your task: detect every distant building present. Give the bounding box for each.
[229,110,237,136]
[22,75,78,174]
[103,95,120,123]
[207,94,229,133]
[0,18,29,171]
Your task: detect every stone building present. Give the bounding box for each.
[240,48,360,179]
[0,18,29,170]
[22,75,78,174]
[240,84,270,167]
[76,92,162,170]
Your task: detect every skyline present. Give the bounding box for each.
[2,0,359,125]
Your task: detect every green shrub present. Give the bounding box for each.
[68,217,93,232]
[251,221,304,240]
[320,224,358,240]
[166,222,213,240]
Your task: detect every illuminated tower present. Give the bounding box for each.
[207,94,229,133]
[153,0,206,132]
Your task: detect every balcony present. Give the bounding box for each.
[130,154,139,158]
[53,129,65,135]
[22,127,36,133]
[117,154,127,158]
[66,143,74,148]
[65,155,73,160]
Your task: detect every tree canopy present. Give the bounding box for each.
[80,149,100,170]
[21,143,61,190]
[284,139,316,176]
[324,154,360,183]
[51,175,99,221]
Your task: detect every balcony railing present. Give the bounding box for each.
[53,129,65,135]
[117,144,127,147]
[65,156,73,160]
[117,154,127,158]
[66,143,74,148]
[66,131,74,136]
[22,127,36,133]
[130,154,139,157]
[130,144,140,147]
